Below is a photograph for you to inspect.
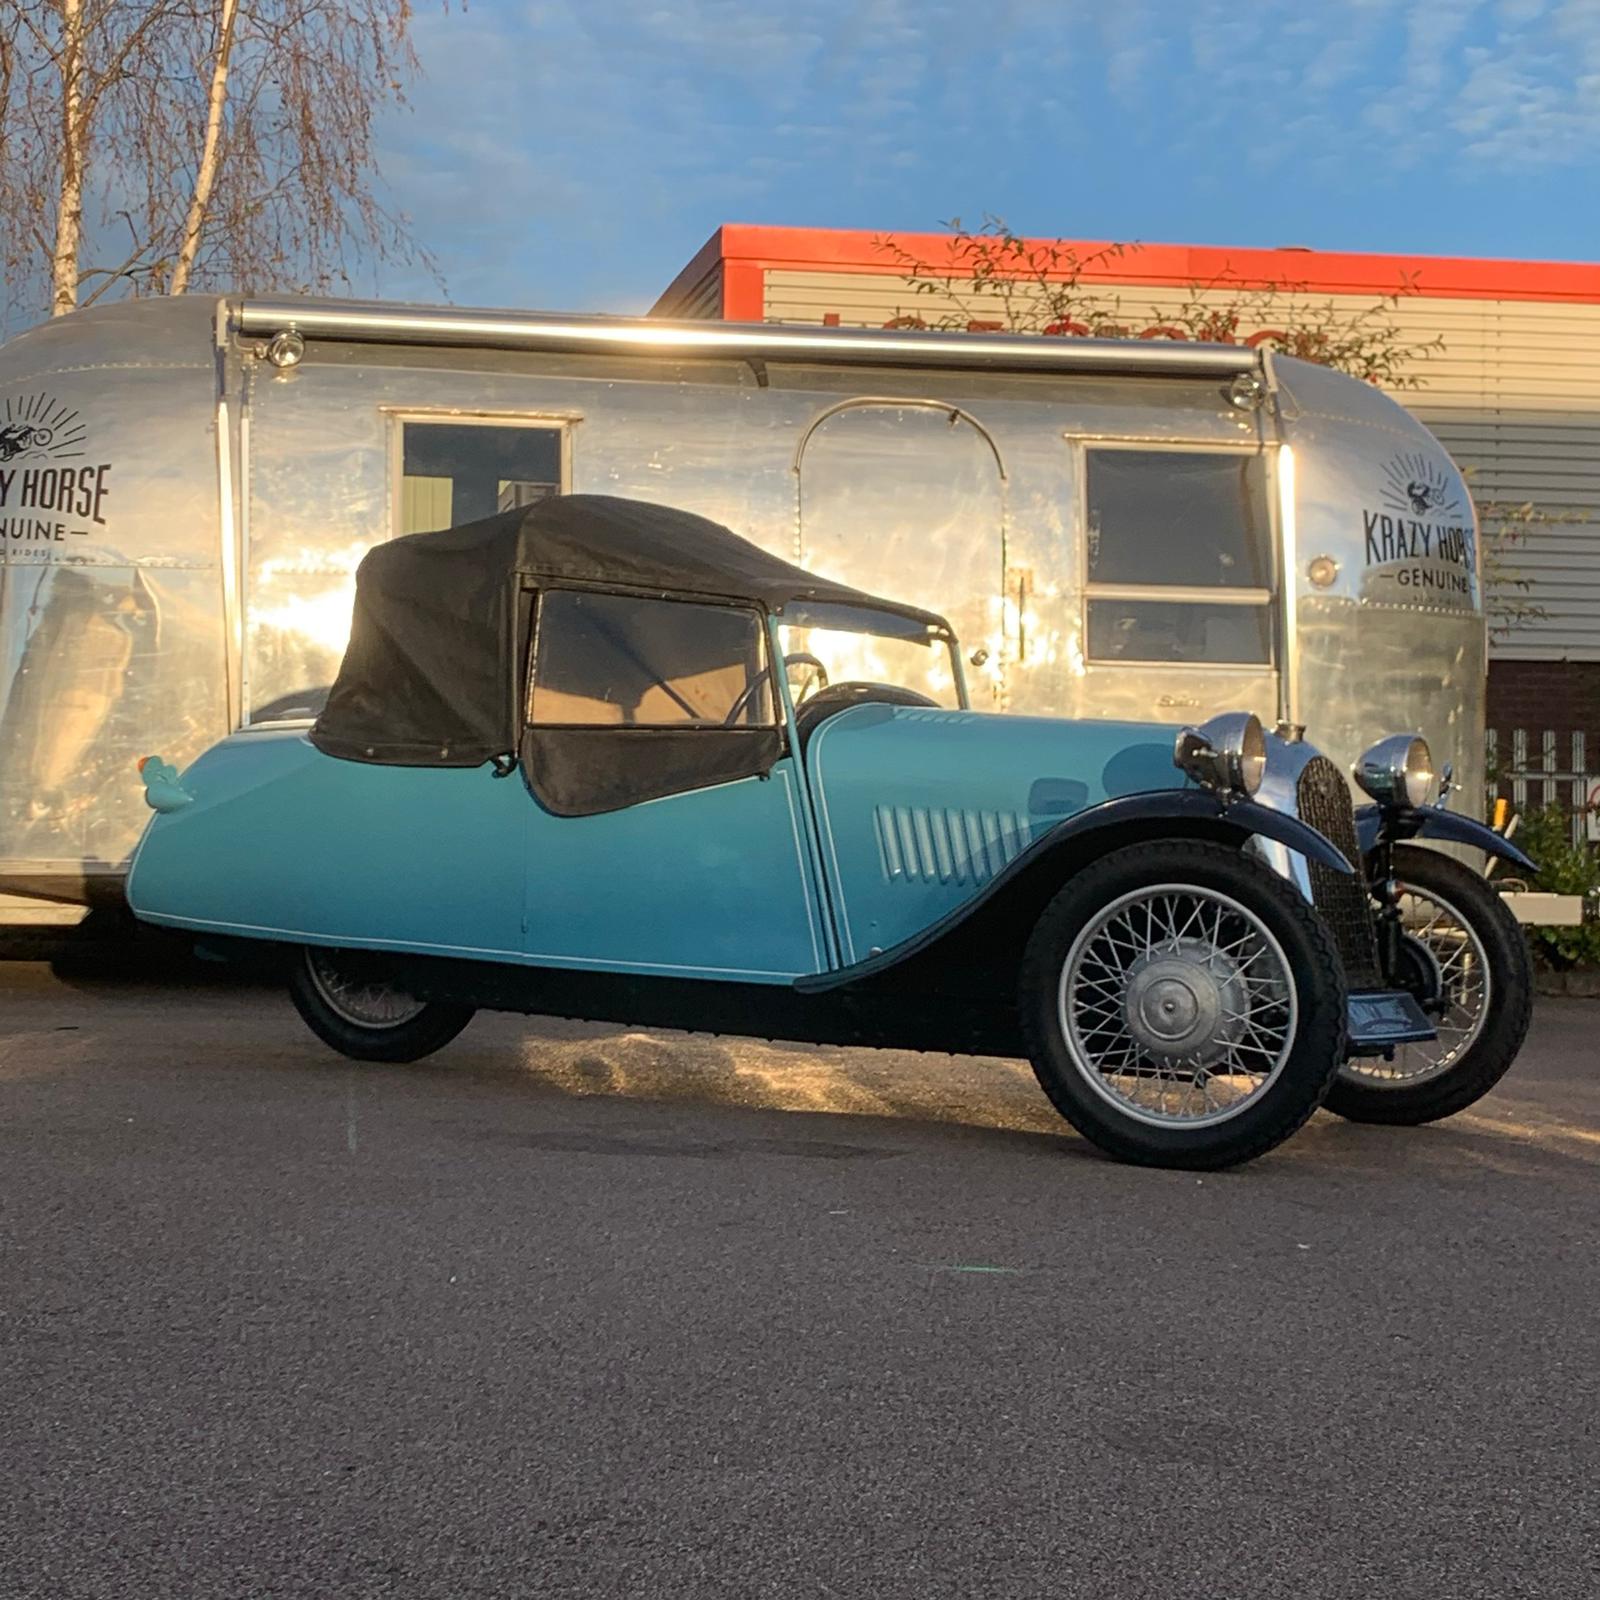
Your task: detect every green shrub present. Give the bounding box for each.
[1511,806,1600,969]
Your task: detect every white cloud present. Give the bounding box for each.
[1170,0,1599,172]
[1444,0,1600,164]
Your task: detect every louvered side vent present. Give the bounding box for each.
[1295,755,1381,987]
[875,806,1036,886]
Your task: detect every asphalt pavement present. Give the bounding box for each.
[3,960,1598,1599]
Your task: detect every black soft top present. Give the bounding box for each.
[352,491,944,617]
[309,494,947,785]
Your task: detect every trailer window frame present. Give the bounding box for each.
[1073,437,1279,672]
[387,409,576,538]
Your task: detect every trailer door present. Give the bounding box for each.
[797,400,1005,706]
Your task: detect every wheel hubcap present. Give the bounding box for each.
[1059,884,1298,1129]
[1123,940,1248,1066]
[1394,933,1445,1014]
[305,950,428,1030]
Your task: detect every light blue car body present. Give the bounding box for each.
[126,700,1191,985]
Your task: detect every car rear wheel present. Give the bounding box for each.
[1325,844,1532,1125]
[288,946,475,1063]
[1018,841,1347,1169]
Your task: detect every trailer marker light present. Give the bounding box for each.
[1227,371,1267,410]
[265,329,305,369]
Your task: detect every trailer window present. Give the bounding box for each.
[1084,449,1273,665]
[399,421,563,534]
[1087,599,1273,665]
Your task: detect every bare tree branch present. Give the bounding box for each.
[79,210,160,306]
[50,0,89,316]
[2,0,445,320]
[169,0,237,294]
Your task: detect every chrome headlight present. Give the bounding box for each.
[1353,734,1434,808]
[1173,712,1267,798]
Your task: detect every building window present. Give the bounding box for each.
[1084,448,1274,665]
[399,420,563,535]
[528,591,774,727]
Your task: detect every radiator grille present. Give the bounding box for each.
[1296,756,1381,987]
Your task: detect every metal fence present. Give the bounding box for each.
[1486,729,1598,845]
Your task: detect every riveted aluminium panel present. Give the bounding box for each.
[0,296,229,888]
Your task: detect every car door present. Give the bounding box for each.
[521,588,828,983]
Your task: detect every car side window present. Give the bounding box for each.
[528,590,775,727]
[1083,448,1274,665]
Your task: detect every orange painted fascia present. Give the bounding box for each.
[663,224,1600,307]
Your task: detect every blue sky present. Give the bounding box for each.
[373,0,1600,314]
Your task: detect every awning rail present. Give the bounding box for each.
[234,296,1262,379]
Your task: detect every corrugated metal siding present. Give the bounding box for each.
[656,264,724,321]
[763,269,1600,662]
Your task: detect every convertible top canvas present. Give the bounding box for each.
[309,493,942,779]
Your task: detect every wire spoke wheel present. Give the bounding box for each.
[1058,883,1298,1130]
[1344,882,1489,1087]
[304,948,429,1030]
[1326,844,1530,1127]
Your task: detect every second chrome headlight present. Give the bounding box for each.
[1354,733,1434,808]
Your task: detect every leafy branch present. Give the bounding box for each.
[873,215,1444,384]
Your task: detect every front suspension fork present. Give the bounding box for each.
[1366,831,1405,983]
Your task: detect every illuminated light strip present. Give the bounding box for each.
[1278,443,1298,728]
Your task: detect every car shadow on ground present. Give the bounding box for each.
[13,957,1599,1181]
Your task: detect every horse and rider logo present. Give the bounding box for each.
[1379,451,1464,519]
[0,393,85,463]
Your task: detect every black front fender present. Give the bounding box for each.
[1355,804,1537,872]
[1030,789,1352,875]
[797,787,1351,996]
[1206,795,1355,875]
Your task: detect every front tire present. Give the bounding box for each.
[1019,841,1347,1169]
[288,946,475,1063]
[1325,844,1532,1125]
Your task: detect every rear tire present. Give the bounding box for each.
[1325,844,1532,1125]
[288,946,475,1063]
[1019,841,1347,1169]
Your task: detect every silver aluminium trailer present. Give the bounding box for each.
[0,293,1485,910]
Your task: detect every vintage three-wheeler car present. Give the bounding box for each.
[125,496,1533,1169]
